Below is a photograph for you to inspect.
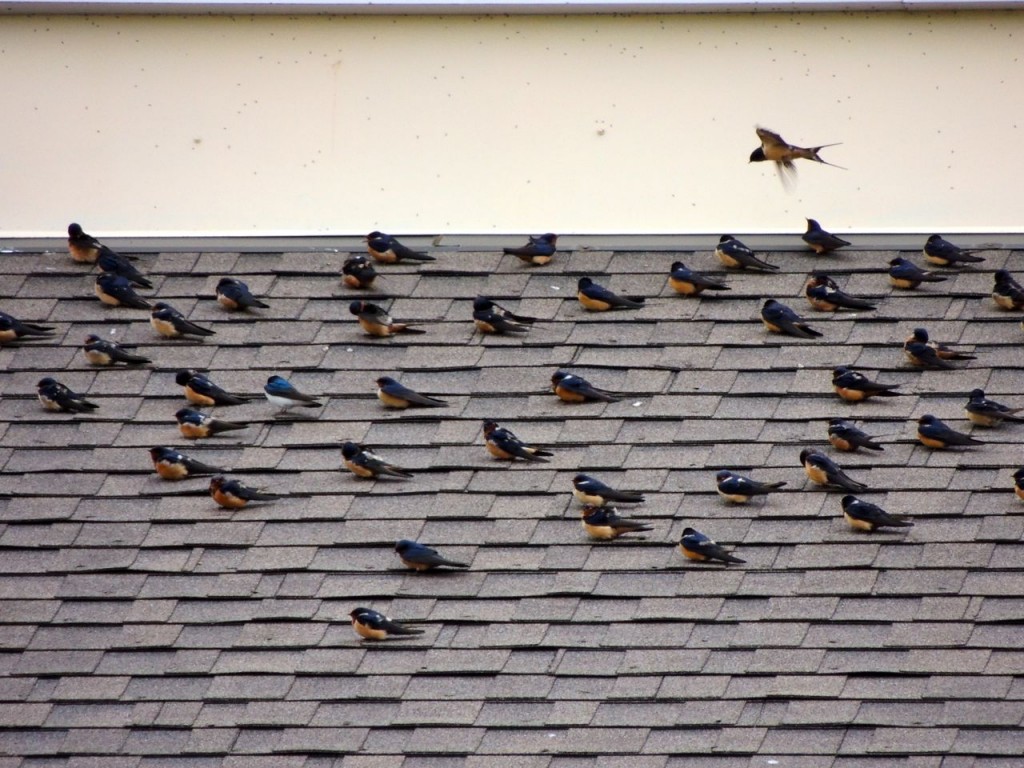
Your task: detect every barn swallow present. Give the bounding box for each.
[349,300,425,337]
[503,233,558,266]
[365,231,436,264]
[209,475,280,509]
[832,366,901,402]
[887,257,949,290]
[264,375,323,413]
[580,505,653,540]
[964,388,1024,427]
[175,370,250,407]
[804,274,876,312]
[0,311,54,344]
[841,494,913,532]
[903,328,974,369]
[94,273,151,309]
[151,302,215,339]
[341,441,413,479]
[149,446,224,481]
[472,297,536,335]
[175,408,248,439]
[916,414,983,449]
[577,277,645,311]
[82,334,150,366]
[923,234,984,267]
[992,270,1024,310]
[1013,468,1024,502]
[827,418,884,452]
[761,299,822,339]
[37,377,99,413]
[394,539,468,570]
[67,222,104,263]
[749,126,843,186]
[551,370,621,403]
[678,527,745,565]
[341,255,378,289]
[715,469,786,503]
[349,607,424,640]
[715,235,778,271]
[97,247,151,289]
[216,277,269,311]
[572,473,645,506]
[802,218,850,254]
[668,261,730,296]
[800,448,868,491]
[376,376,448,409]
[483,420,553,463]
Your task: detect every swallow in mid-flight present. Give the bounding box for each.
[37,377,99,413]
[341,255,378,289]
[802,218,850,254]
[992,270,1024,310]
[264,375,323,414]
[668,261,730,296]
[761,299,822,339]
[376,376,448,409]
[580,505,653,540]
[209,475,280,509]
[472,297,537,335]
[916,414,983,449]
[176,370,249,407]
[94,273,151,309]
[0,311,54,344]
[483,420,553,463]
[349,300,425,337]
[67,222,105,263]
[923,234,984,267]
[572,473,645,506]
[216,277,269,311]
[804,274,876,312]
[365,231,436,264]
[749,126,843,186]
[394,539,468,571]
[150,302,215,339]
[678,526,745,565]
[551,370,621,403]
[577,277,645,311]
[904,328,974,369]
[341,441,413,479]
[503,233,558,266]
[831,366,901,402]
[97,247,151,289]
[715,234,778,271]
[175,408,248,439]
[1013,468,1024,502]
[715,469,787,503]
[800,448,868,491]
[841,495,913,532]
[82,334,150,366]
[827,418,884,452]
[349,607,424,640]
[964,388,1024,427]
[149,446,224,481]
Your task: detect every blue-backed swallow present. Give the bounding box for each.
[749,126,843,187]
[577,277,645,311]
[67,222,104,263]
[715,235,778,271]
[668,261,730,296]
[580,505,654,540]
[97,247,151,289]
[176,370,250,407]
[572,473,645,506]
[992,270,1024,310]
[828,418,884,452]
[349,607,424,640]
[149,446,224,481]
[349,300,425,337]
[472,297,537,335]
[800,448,868,491]
[83,334,150,366]
[376,376,448,409]
[923,234,984,267]
[151,302,215,339]
[679,526,745,565]
[904,327,974,369]
[264,375,323,414]
[395,539,468,571]
[965,388,1024,427]
[175,408,248,439]
[917,414,983,449]
[209,475,279,509]
[0,311,54,344]
[483,420,553,463]
[761,299,822,339]
[342,255,378,289]
[841,495,913,532]
[552,370,621,403]
[832,366,902,402]
[803,218,850,254]
[715,469,786,503]
[365,231,436,264]
[804,274,876,312]
[888,257,948,289]
[95,273,151,309]
[341,441,413,479]
[1013,468,1024,502]
[503,233,557,266]
[216,277,269,311]
[37,377,99,413]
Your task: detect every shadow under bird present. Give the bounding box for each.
[800,448,868,492]
[209,475,280,509]
[827,419,884,452]
[668,261,730,296]
[376,376,448,409]
[916,414,983,449]
[37,377,99,413]
[577,277,645,311]
[95,273,151,309]
[551,370,622,403]
[503,233,558,266]
[923,234,984,267]
[887,257,948,290]
[0,311,55,343]
[572,473,645,506]
[802,218,850,254]
[151,302,215,339]
[716,234,778,271]
[365,231,436,263]
[216,277,269,311]
[176,370,250,407]
[964,389,1024,427]
[395,539,469,571]
[349,300,425,337]
[679,527,746,565]
[804,274,875,312]
[761,299,822,339]
[83,334,150,366]
[483,420,553,463]
[175,408,248,439]
[749,126,843,187]
[97,247,151,289]
[832,366,901,402]
[841,495,913,532]
[341,441,413,479]
[342,255,378,289]
[472,297,537,335]
[149,446,224,481]
[580,505,654,540]
[349,607,424,640]
[715,469,787,503]
[264,375,323,414]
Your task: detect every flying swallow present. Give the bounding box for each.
[365,231,436,264]
[264,375,323,413]
[749,126,843,186]
[97,247,151,289]
[472,297,536,335]
[992,270,1024,310]
[916,414,983,449]
[376,376,448,409]
[572,473,645,506]
[551,370,622,403]
[715,235,778,271]
[175,370,250,407]
[800,448,868,491]
[715,469,787,503]
[216,277,269,311]
[341,255,379,289]
[94,273,151,309]
[827,418,884,452]
[503,233,558,266]
[150,302,215,339]
[832,366,901,402]
[678,527,745,565]
[394,539,468,571]
[349,300,425,337]
[803,218,850,254]
[82,334,150,366]
[887,257,948,290]
[483,420,553,463]
[149,446,224,481]
[175,408,248,439]
[761,299,822,339]
[349,607,424,640]
[0,311,55,344]
[37,377,99,413]
[577,277,645,311]
[580,505,653,540]
[67,222,104,263]
[1013,468,1024,502]
[903,328,974,369]
[804,274,876,312]
[964,388,1024,427]
[341,441,413,479]
[841,494,913,532]
[209,475,280,509]
[668,261,730,296]
[923,234,984,267]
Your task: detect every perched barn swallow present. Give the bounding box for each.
[376,376,448,409]
[887,257,948,290]
[0,311,54,344]
[349,607,424,640]
[394,539,468,570]
[964,388,1024,427]
[841,495,913,532]
[668,261,730,296]
[715,235,778,271]
[483,420,553,463]
[678,527,745,565]
[580,505,653,540]
[802,218,850,254]
[916,414,983,449]
[761,299,822,339]
[175,408,248,439]
[551,370,621,403]
[800,448,868,491]
[341,255,378,289]
[749,126,843,186]
[365,231,436,264]
[577,277,645,311]
[923,234,984,267]
[209,475,280,509]
[67,222,104,263]
[503,233,558,266]
[715,469,787,503]
[349,300,425,337]
[472,297,536,335]
[827,418,884,452]
[341,441,413,479]
[151,302,215,339]
[82,334,150,366]
[572,473,645,506]
[97,247,151,289]
[149,446,224,481]
[94,273,151,309]
[804,274,875,312]
[832,366,901,402]
[903,328,973,369]
[1013,468,1024,502]
[264,375,323,413]
[37,377,99,413]
[992,270,1024,310]
[175,370,249,407]
[216,277,268,311]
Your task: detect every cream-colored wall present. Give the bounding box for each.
[1,11,1022,237]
